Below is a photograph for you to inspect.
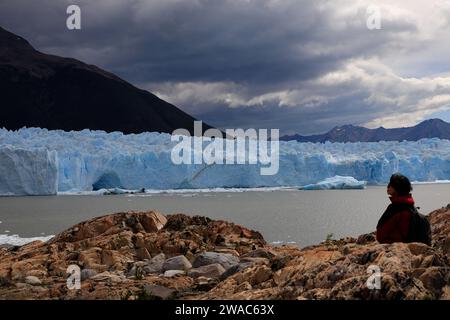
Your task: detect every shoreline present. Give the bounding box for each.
[2,184,450,248]
[1,179,450,198]
[0,204,449,300]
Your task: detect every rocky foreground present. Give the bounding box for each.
[0,205,449,300]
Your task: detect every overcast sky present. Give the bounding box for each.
[2,0,450,134]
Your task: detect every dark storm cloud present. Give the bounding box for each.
[0,0,415,84]
[1,0,450,134]
[175,92,386,135]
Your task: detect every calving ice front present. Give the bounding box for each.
[171,121,280,175]
[2,127,450,195]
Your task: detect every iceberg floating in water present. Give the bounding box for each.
[0,234,54,246]
[1,127,450,195]
[300,176,366,190]
[59,187,146,196]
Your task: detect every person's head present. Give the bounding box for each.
[387,173,412,197]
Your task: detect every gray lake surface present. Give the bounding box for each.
[0,184,449,247]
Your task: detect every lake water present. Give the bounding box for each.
[0,184,449,247]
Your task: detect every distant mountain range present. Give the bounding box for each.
[0,26,210,134]
[281,119,450,142]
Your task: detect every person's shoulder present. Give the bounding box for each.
[386,202,396,209]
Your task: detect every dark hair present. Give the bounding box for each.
[388,173,412,196]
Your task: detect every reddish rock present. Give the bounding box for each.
[50,211,167,243]
[0,206,448,300]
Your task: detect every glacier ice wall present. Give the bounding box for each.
[1,127,450,195]
[0,145,58,195]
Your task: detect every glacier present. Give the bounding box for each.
[0,145,57,195]
[1,127,450,196]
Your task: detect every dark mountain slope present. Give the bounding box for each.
[0,26,210,134]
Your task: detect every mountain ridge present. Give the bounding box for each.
[281,118,450,142]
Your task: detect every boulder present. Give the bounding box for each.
[144,253,166,274]
[419,267,446,297]
[50,211,167,243]
[90,271,127,283]
[163,270,186,277]
[356,233,376,245]
[241,248,275,260]
[139,213,167,233]
[239,257,270,265]
[214,248,240,257]
[25,276,41,286]
[80,269,97,281]
[194,276,219,291]
[250,265,272,285]
[162,255,192,272]
[193,252,239,270]
[220,262,253,281]
[232,265,272,286]
[188,263,226,279]
[408,242,433,256]
[142,284,176,300]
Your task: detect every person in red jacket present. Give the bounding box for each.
[376,173,414,244]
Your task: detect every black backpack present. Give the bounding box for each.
[406,206,432,246]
